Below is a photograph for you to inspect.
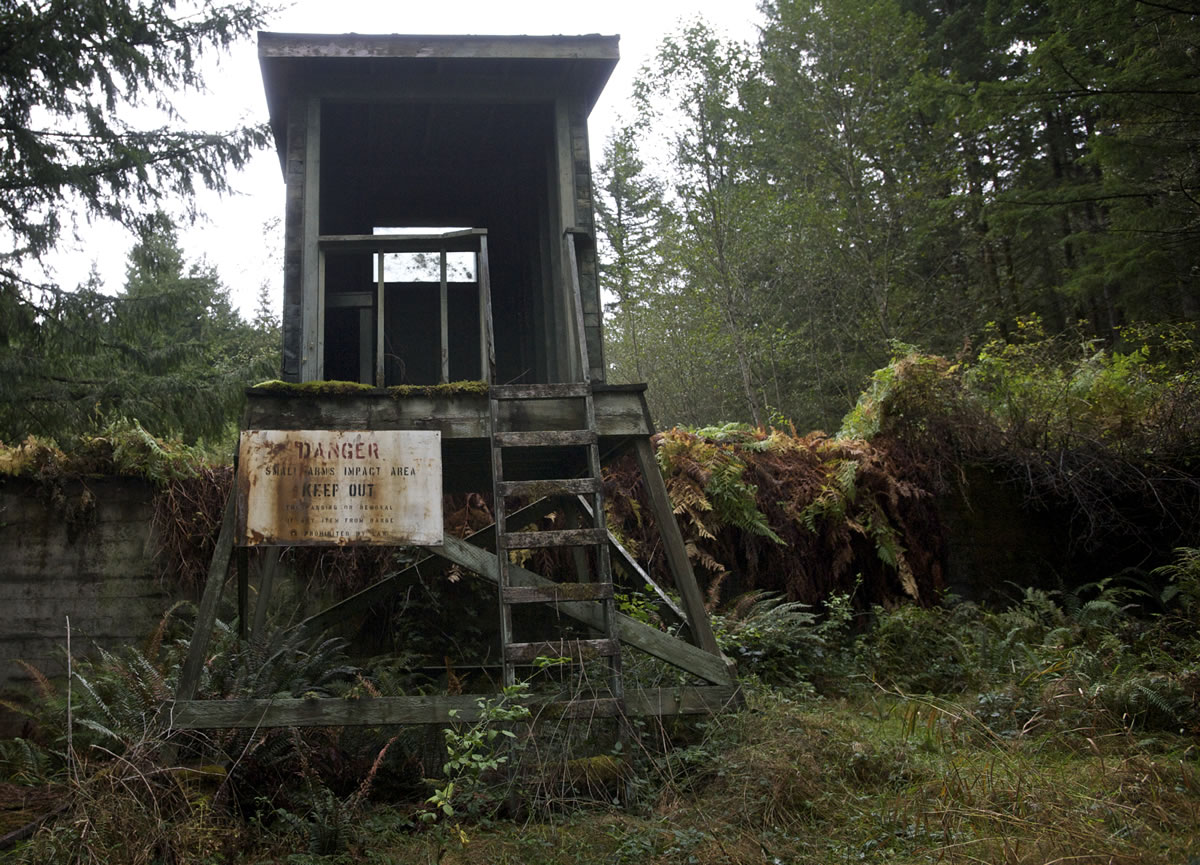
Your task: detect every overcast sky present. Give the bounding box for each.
[46,0,763,318]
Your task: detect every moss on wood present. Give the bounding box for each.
[250,379,376,396]
[249,380,490,399]
[388,381,489,399]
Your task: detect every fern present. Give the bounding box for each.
[0,738,57,784]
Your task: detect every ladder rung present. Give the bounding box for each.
[500,528,607,549]
[491,383,591,400]
[503,583,613,604]
[542,697,624,719]
[493,430,596,447]
[496,477,601,498]
[505,639,619,664]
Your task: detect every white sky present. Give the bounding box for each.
[43,0,763,319]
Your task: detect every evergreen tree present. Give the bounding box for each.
[596,124,668,385]
[1,213,274,444]
[636,22,774,427]
[0,0,272,444]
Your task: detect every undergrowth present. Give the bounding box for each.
[841,321,1200,556]
[1,552,1197,864]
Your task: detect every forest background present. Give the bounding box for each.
[2,0,1197,444]
[598,0,1199,432]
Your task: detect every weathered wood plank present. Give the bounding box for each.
[236,546,248,641]
[171,694,480,728]
[537,697,622,720]
[502,583,612,604]
[500,528,606,549]
[242,386,651,439]
[251,547,281,641]
[176,494,237,702]
[169,686,738,729]
[493,430,595,448]
[491,383,590,400]
[432,535,733,686]
[504,638,617,663]
[375,242,385,385]
[633,436,722,657]
[497,477,600,498]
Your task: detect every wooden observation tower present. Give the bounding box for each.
[170,33,736,731]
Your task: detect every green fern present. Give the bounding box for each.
[0,738,57,784]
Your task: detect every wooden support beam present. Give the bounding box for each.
[491,383,590,400]
[498,477,599,498]
[632,437,722,657]
[291,497,558,638]
[240,387,652,440]
[169,685,740,729]
[432,534,733,686]
[176,494,237,702]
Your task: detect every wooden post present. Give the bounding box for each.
[176,493,238,702]
[357,307,373,385]
[375,243,386,386]
[632,437,722,656]
[478,236,493,382]
[251,547,281,641]
[300,97,321,382]
[439,247,449,383]
[236,547,249,640]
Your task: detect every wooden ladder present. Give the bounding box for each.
[488,382,623,710]
[485,231,622,711]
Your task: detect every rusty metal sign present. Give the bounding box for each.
[237,430,443,546]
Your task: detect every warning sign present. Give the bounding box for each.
[237,430,443,546]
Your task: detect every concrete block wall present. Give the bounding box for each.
[0,477,170,725]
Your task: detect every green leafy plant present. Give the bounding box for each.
[422,682,532,827]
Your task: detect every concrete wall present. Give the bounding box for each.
[0,477,170,723]
[938,466,1081,605]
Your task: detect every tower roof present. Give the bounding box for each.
[258,32,620,169]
